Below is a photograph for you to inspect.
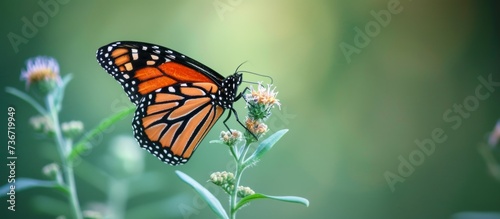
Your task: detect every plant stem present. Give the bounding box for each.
[230,164,241,219]
[47,94,83,219]
[230,142,251,219]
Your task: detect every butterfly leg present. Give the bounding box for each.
[223,87,258,141]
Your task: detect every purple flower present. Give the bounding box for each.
[20,56,61,90]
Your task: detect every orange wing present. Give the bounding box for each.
[133,82,224,165]
[96,41,225,104]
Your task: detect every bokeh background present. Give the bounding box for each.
[1,0,499,218]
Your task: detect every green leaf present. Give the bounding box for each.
[244,129,288,166]
[175,171,229,219]
[210,140,223,144]
[5,87,47,115]
[54,74,73,112]
[68,106,135,161]
[0,178,60,197]
[235,193,309,211]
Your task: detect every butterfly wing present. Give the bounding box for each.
[134,83,224,165]
[96,41,225,105]
[96,41,229,165]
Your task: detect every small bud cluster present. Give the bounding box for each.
[237,186,255,198]
[220,129,242,146]
[30,115,54,134]
[62,120,84,138]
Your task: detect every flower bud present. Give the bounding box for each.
[61,120,84,138]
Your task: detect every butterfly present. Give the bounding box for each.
[96,41,245,166]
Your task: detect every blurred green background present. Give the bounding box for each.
[1,0,499,218]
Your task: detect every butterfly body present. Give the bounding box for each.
[96,41,242,165]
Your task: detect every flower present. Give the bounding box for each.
[220,129,242,146]
[30,115,54,134]
[237,186,255,198]
[42,163,60,178]
[209,171,235,186]
[245,117,268,137]
[42,163,63,184]
[488,120,500,147]
[20,56,61,92]
[209,171,236,194]
[245,83,281,120]
[61,120,84,138]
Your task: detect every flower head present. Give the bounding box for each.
[209,171,236,194]
[61,120,84,138]
[209,171,235,186]
[237,186,255,198]
[42,163,60,178]
[220,129,242,146]
[245,83,281,120]
[489,120,500,147]
[20,56,61,92]
[42,163,63,184]
[30,115,54,134]
[245,117,268,138]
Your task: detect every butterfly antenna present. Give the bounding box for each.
[235,61,249,73]
[234,61,274,84]
[237,70,274,84]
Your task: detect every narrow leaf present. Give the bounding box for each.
[68,106,135,161]
[54,74,73,111]
[0,178,59,197]
[244,129,288,166]
[175,171,229,219]
[235,193,309,211]
[5,87,47,115]
[209,140,223,144]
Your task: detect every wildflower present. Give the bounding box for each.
[488,120,500,147]
[20,56,61,93]
[42,163,60,178]
[245,83,281,120]
[245,117,268,137]
[30,115,54,134]
[220,129,242,146]
[209,171,235,186]
[237,186,255,198]
[209,171,236,194]
[42,163,63,184]
[61,120,84,138]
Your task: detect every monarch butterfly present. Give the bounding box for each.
[96,41,245,166]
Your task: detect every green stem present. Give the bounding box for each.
[230,165,241,219]
[47,94,83,219]
[230,142,251,219]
